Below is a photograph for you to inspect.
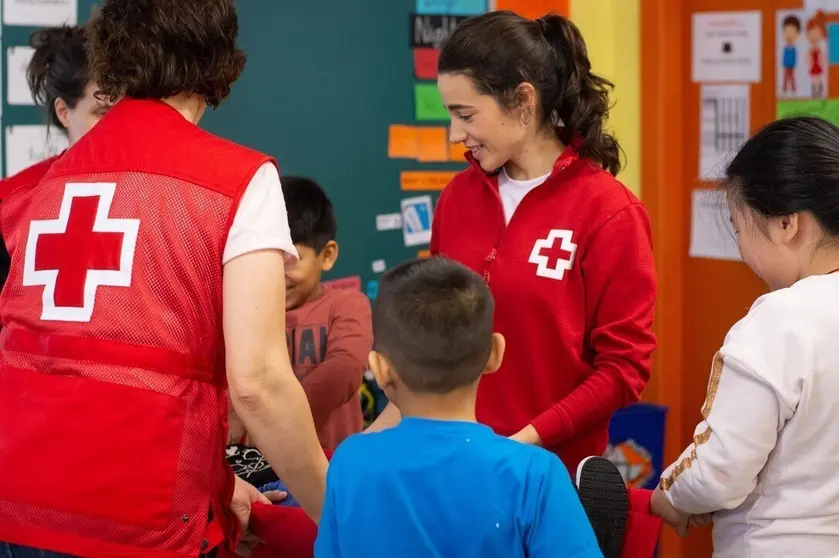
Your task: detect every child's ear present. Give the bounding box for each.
[368,350,395,391]
[320,240,339,272]
[483,333,506,374]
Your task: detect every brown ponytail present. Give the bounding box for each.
[27,25,89,131]
[537,14,621,175]
[439,10,622,176]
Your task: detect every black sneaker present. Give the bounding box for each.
[575,456,629,558]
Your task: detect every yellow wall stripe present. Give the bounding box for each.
[570,0,641,196]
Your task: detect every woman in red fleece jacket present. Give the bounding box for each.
[369,11,661,558]
[374,8,655,483]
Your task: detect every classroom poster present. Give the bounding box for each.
[4,125,68,177]
[689,189,742,262]
[699,84,750,181]
[401,195,433,247]
[692,11,762,83]
[3,0,78,26]
[7,46,34,106]
[777,9,829,99]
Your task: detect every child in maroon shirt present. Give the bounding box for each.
[228,176,371,478]
[281,176,372,449]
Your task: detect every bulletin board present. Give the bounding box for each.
[1,0,484,291]
[641,0,805,556]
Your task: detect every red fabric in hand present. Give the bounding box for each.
[248,448,333,558]
[621,488,662,558]
[250,504,317,558]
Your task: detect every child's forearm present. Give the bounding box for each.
[301,357,366,426]
[659,351,791,515]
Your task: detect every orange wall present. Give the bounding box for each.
[642,0,803,556]
[494,0,568,18]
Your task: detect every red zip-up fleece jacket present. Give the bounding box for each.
[431,145,657,472]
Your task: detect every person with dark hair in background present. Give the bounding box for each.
[652,116,839,556]
[368,11,660,557]
[0,25,110,290]
[317,257,602,558]
[0,1,326,557]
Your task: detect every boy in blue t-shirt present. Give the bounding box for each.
[314,257,603,558]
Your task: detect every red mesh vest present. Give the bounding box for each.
[0,98,273,558]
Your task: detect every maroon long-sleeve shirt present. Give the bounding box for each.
[286,286,372,449]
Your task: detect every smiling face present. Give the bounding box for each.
[437,73,529,173]
[284,241,338,310]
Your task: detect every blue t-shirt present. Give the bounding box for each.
[783,45,797,69]
[314,418,603,558]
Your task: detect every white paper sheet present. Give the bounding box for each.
[371,259,387,273]
[5,125,68,178]
[805,0,839,11]
[699,84,750,181]
[693,11,762,83]
[7,47,34,106]
[3,0,78,26]
[375,213,402,231]
[689,189,742,261]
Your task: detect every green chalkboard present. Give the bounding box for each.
[2,0,470,291]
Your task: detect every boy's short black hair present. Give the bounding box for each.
[373,257,494,394]
[783,15,801,31]
[282,176,336,252]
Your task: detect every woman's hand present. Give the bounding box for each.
[231,476,270,529]
[231,476,273,556]
[509,424,543,446]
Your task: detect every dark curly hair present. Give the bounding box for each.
[87,0,246,107]
[27,25,88,131]
[439,11,622,176]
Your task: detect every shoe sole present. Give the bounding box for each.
[576,456,628,558]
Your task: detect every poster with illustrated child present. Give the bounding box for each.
[777,9,828,99]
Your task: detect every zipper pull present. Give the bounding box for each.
[483,248,497,283]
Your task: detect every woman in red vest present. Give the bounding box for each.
[0,1,326,557]
[0,25,110,287]
[369,11,662,558]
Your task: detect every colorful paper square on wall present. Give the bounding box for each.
[413,48,439,79]
[415,83,449,121]
[829,23,839,64]
[388,125,418,159]
[417,127,449,161]
[415,0,486,16]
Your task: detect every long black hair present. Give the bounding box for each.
[725,116,839,237]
